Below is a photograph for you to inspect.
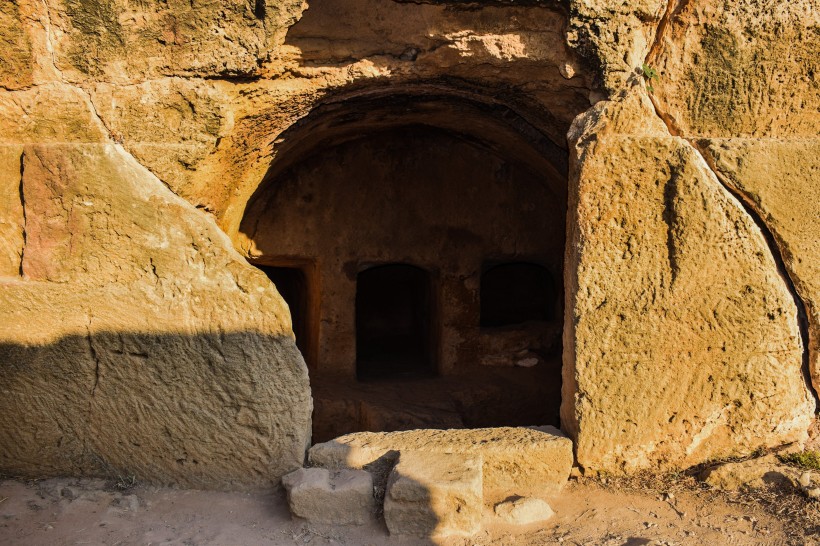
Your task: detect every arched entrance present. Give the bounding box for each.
[240,89,568,442]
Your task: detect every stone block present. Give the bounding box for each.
[0,2,33,90]
[309,426,573,501]
[652,0,820,137]
[384,451,482,538]
[282,467,374,525]
[563,94,814,472]
[494,496,554,525]
[46,0,306,81]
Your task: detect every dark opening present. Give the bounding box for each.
[356,264,434,380]
[258,265,310,358]
[480,262,555,327]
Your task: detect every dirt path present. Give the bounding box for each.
[1,476,815,545]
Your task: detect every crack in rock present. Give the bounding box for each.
[644,63,817,406]
[18,150,26,278]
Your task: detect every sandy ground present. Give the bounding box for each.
[1,475,816,546]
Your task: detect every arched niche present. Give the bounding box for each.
[239,88,569,442]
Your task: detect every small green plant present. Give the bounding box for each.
[779,451,820,470]
[115,474,137,491]
[90,453,137,491]
[642,63,659,93]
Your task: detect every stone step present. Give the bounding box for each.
[384,451,483,538]
[281,467,375,525]
[308,425,573,502]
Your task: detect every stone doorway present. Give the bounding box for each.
[258,265,311,360]
[356,264,435,381]
[241,91,568,443]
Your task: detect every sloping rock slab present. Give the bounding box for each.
[309,426,572,501]
[700,455,801,491]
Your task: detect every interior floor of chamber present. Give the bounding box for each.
[311,355,562,443]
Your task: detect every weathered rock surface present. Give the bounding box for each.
[651,0,820,137]
[0,1,33,90]
[0,85,108,144]
[701,139,820,397]
[562,89,815,473]
[494,496,555,525]
[0,143,312,488]
[0,146,23,276]
[309,426,573,501]
[1,0,818,488]
[384,451,482,538]
[44,0,306,82]
[567,0,666,92]
[700,455,801,491]
[86,79,232,197]
[282,467,374,525]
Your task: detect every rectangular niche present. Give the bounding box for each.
[356,264,435,380]
[254,259,318,369]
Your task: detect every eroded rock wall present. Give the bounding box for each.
[0,0,313,488]
[562,0,820,471]
[0,0,817,483]
[0,139,312,488]
[562,90,814,471]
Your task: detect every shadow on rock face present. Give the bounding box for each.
[0,330,312,491]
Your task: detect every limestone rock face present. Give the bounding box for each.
[309,426,573,501]
[384,451,482,538]
[562,91,815,473]
[0,85,108,144]
[567,0,666,92]
[701,139,820,397]
[282,468,375,525]
[651,0,820,137]
[44,0,306,82]
[0,1,33,90]
[86,80,232,198]
[0,143,312,488]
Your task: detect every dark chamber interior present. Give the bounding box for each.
[480,262,555,327]
[258,265,310,359]
[242,99,568,443]
[356,264,434,380]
